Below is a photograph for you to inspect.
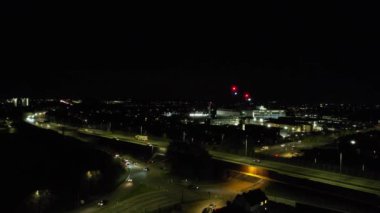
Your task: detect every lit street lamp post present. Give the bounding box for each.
[32,190,50,213]
[148,144,154,154]
[34,190,41,213]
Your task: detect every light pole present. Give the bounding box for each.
[339,152,343,173]
[33,190,50,213]
[181,189,184,203]
[182,131,186,142]
[148,144,154,154]
[34,190,41,213]
[245,135,248,156]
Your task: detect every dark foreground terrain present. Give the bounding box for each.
[1,122,124,213]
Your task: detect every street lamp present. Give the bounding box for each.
[350,140,356,145]
[34,190,40,199]
[86,171,93,179]
[33,190,41,213]
[32,189,50,213]
[148,143,154,154]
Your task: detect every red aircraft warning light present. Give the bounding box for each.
[231,85,239,95]
[244,92,252,101]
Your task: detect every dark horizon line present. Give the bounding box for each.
[1,96,379,106]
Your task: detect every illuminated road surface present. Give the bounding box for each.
[24,114,264,212]
[256,128,375,158]
[69,156,262,213]
[25,113,380,197]
[211,151,380,196]
[25,113,380,212]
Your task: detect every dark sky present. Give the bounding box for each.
[1,2,380,103]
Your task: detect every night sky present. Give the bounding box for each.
[2,2,380,103]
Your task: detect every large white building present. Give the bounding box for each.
[7,98,29,107]
[215,106,286,120]
[216,108,241,117]
[242,106,286,120]
[211,106,285,126]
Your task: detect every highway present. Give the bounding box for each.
[25,113,380,212]
[26,113,265,212]
[25,113,380,196]
[68,151,262,213]
[211,151,380,196]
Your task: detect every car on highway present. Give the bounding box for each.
[252,158,261,163]
[209,203,216,209]
[188,184,199,190]
[97,200,108,207]
[202,207,214,213]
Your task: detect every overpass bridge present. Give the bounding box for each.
[25,113,380,199]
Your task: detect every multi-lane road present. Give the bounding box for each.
[25,113,380,212]
[69,152,262,213]
[29,114,380,195]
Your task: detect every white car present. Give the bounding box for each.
[209,203,216,209]
[97,200,107,207]
[252,159,261,163]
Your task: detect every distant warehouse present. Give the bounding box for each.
[135,135,148,141]
[211,106,286,126]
